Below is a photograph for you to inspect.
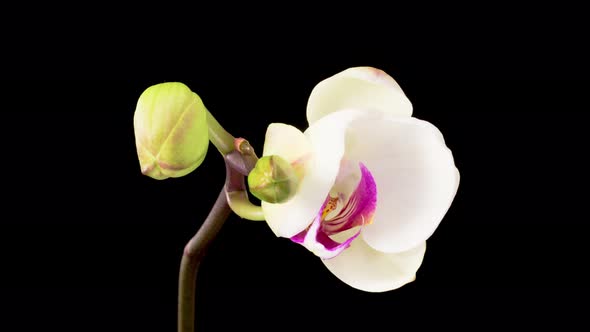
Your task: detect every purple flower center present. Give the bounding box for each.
[290,162,377,259]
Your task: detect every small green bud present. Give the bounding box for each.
[133,82,209,180]
[248,155,300,203]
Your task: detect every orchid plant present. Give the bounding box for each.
[133,67,460,332]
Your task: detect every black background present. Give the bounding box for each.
[1,16,589,331]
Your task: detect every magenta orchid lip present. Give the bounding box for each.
[291,163,377,259]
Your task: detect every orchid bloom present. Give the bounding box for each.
[259,67,460,292]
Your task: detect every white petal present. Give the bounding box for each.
[307,67,412,125]
[322,238,426,292]
[344,114,460,253]
[261,110,366,238]
[262,123,310,163]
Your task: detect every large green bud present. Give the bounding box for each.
[248,155,300,203]
[133,82,209,180]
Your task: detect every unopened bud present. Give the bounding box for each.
[248,155,299,203]
[133,82,208,180]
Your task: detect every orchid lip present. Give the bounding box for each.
[290,162,377,259]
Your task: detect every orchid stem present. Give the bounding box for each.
[206,108,235,155]
[178,188,231,332]
[178,145,262,332]
[178,109,263,331]
[226,191,265,221]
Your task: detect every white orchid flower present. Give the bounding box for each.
[260,67,460,292]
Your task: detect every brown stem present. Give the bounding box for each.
[177,148,259,332]
[177,188,231,332]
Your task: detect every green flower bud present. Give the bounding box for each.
[133,82,208,180]
[248,155,300,204]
